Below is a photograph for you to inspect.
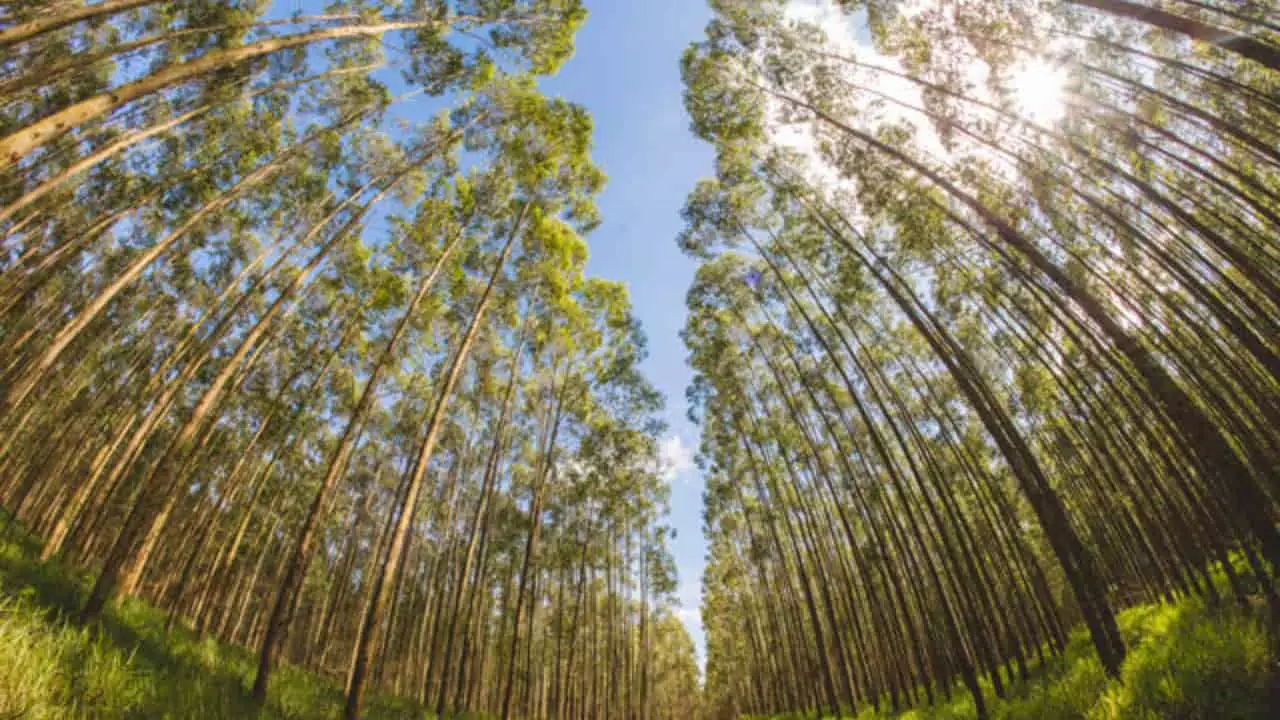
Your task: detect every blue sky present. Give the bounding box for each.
[541,0,715,664]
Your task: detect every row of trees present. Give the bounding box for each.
[0,2,698,719]
[682,1,1279,718]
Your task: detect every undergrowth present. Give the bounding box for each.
[757,587,1278,720]
[0,522,452,719]
[2,517,1276,719]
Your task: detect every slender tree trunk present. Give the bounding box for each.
[1066,0,1280,72]
[78,189,357,624]
[0,144,296,416]
[435,331,526,716]
[0,0,160,48]
[499,389,565,720]
[0,62,379,229]
[788,184,1127,676]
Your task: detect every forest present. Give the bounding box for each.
[0,0,1277,719]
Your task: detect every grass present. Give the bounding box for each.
[0,522,454,719]
[756,584,1279,720]
[2,518,1276,719]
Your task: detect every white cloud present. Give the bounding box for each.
[657,434,695,483]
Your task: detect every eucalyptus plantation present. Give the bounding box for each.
[682,1,1280,718]
[3,1,1278,719]
[0,2,698,718]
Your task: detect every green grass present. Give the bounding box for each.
[2,518,1276,720]
[0,523,453,719]
[755,587,1278,720]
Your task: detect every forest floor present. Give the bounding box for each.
[765,583,1280,719]
[0,523,445,719]
[1,517,1276,720]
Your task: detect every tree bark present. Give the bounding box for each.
[0,0,159,48]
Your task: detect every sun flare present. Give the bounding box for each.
[1009,59,1069,123]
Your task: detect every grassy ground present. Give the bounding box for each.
[761,588,1279,719]
[0,524,443,719]
[877,601,1277,720]
[2,520,1276,719]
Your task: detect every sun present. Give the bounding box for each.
[1009,59,1069,123]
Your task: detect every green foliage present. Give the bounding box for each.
[1091,603,1274,720]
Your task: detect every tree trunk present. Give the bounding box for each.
[1066,0,1280,72]
[0,0,160,48]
